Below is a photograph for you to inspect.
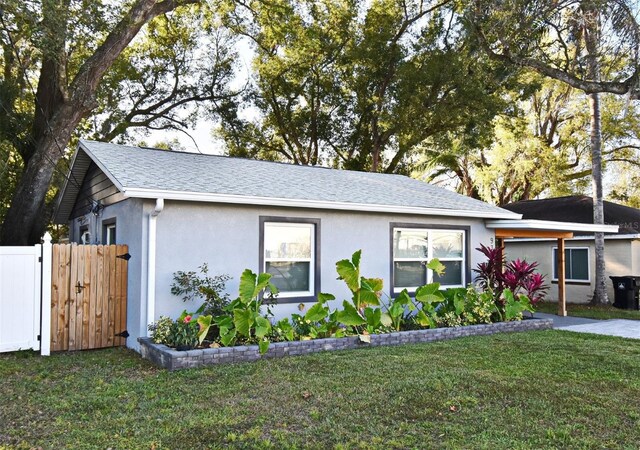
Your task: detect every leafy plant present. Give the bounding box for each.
[171,264,232,317]
[215,269,278,354]
[474,244,548,312]
[293,293,346,339]
[503,289,534,321]
[148,316,173,344]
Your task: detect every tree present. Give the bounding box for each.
[218,0,510,173]
[0,0,238,245]
[467,0,640,304]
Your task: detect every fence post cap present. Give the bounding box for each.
[42,232,52,244]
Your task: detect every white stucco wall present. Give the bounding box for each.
[505,238,637,304]
[145,201,495,340]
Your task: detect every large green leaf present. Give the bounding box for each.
[317,292,336,303]
[351,250,361,268]
[258,338,270,355]
[233,308,254,337]
[364,307,382,328]
[275,318,295,341]
[254,315,271,339]
[219,328,236,347]
[380,312,393,327]
[256,272,273,297]
[336,258,359,292]
[415,283,444,305]
[359,289,381,307]
[363,277,383,292]
[415,310,436,328]
[196,315,212,344]
[426,258,446,277]
[305,302,329,322]
[238,269,258,303]
[336,301,366,326]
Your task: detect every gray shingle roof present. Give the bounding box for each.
[56,140,519,222]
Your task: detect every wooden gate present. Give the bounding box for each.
[50,244,128,351]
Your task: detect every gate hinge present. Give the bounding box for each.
[37,334,41,341]
[38,256,42,262]
[115,330,129,338]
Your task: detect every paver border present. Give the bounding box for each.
[139,318,554,370]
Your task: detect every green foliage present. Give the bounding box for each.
[503,289,534,321]
[148,316,173,344]
[216,269,278,354]
[171,264,232,317]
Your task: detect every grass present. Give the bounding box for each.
[1,330,640,449]
[536,301,640,320]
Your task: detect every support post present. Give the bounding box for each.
[557,238,567,317]
[40,232,52,356]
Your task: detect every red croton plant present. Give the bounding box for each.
[474,244,549,306]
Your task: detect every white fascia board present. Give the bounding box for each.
[121,187,522,220]
[506,233,640,243]
[78,140,125,191]
[485,219,619,233]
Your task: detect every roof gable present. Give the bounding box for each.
[55,140,520,223]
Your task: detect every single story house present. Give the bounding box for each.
[503,195,640,303]
[54,141,616,349]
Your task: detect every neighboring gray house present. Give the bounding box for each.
[54,141,614,349]
[503,196,640,304]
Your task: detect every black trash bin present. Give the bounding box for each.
[609,276,640,310]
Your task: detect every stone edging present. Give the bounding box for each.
[139,318,554,370]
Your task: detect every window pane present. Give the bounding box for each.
[266,262,310,292]
[394,261,425,288]
[393,229,428,259]
[433,260,463,286]
[265,224,312,259]
[432,231,463,258]
[570,249,589,280]
[553,248,558,278]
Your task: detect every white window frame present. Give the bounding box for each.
[392,227,466,293]
[552,246,590,282]
[263,222,315,298]
[105,224,116,245]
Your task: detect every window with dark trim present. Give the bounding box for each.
[259,217,320,303]
[553,247,589,282]
[391,223,470,294]
[103,220,116,245]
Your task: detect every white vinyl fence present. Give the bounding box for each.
[0,233,51,355]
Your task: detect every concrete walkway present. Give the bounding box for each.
[534,312,640,340]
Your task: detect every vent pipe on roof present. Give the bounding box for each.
[146,198,164,335]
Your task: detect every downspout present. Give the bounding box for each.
[146,198,164,334]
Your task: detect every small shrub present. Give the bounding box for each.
[171,264,231,317]
[149,316,173,344]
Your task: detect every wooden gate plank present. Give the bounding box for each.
[107,246,116,347]
[75,245,85,350]
[116,245,128,346]
[102,245,110,347]
[68,245,78,351]
[60,244,71,351]
[88,245,98,349]
[82,245,91,350]
[95,245,104,348]
[50,245,60,352]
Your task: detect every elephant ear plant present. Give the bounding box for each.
[214,269,278,354]
[335,250,385,336]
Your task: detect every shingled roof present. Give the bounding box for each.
[503,195,640,235]
[55,140,520,222]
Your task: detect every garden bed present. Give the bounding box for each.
[139,317,553,370]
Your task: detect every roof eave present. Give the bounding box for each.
[122,187,522,220]
[485,219,619,234]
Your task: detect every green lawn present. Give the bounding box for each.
[1,331,640,449]
[536,301,640,320]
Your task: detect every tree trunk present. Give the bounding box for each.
[0,0,197,245]
[589,92,609,304]
[582,1,609,304]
